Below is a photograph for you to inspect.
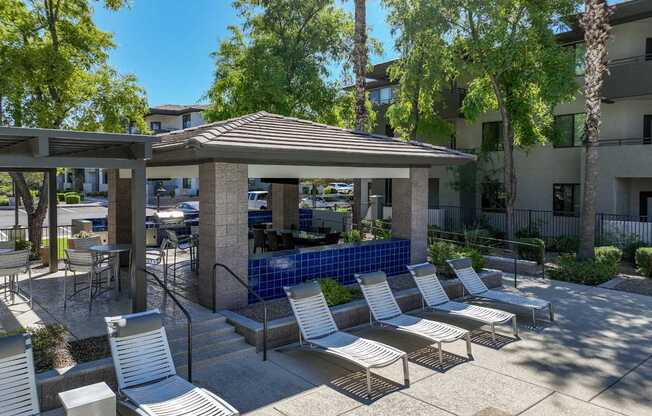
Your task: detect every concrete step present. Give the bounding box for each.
[173,338,255,369]
[166,318,233,341]
[169,330,242,354]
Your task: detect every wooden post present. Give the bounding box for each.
[48,169,58,273]
[131,164,147,312]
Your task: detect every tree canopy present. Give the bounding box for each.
[205,0,376,129]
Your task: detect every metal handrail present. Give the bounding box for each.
[212,262,268,361]
[142,268,193,382]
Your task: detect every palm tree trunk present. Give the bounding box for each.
[578,0,611,260]
[353,0,367,131]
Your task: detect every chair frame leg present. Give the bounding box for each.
[549,304,555,321]
[366,368,372,400]
[402,355,410,387]
[438,341,443,366]
[531,309,537,327]
[63,269,68,310]
[512,316,519,338]
[466,333,473,359]
[491,323,496,345]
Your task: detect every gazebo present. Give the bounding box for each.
[141,112,475,310]
[0,126,158,311]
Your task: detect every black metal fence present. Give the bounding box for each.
[424,206,652,247]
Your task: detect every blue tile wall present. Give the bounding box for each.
[248,209,313,229]
[248,238,410,302]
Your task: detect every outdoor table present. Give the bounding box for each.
[58,381,116,416]
[90,244,132,299]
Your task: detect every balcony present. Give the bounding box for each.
[602,55,652,99]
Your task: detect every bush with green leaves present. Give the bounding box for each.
[621,234,645,263]
[594,246,621,277]
[0,195,9,206]
[15,239,32,251]
[64,192,81,204]
[323,186,336,194]
[342,229,362,243]
[428,241,457,270]
[56,192,66,202]
[317,278,352,306]
[635,247,652,277]
[516,238,545,264]
[549,236,579,254]
[548,254,614,286]
[452,247,485,272]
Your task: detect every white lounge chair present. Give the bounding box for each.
[447,258,554,326]
[105,309,239,416]
[407,263,518,342]
[355,271,472,366]
[284,281,409,399]
[0,334,40,416]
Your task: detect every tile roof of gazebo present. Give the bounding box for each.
[151,111,475,167]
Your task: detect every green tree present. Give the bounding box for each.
[383,0,454,143]
[414,0,579,239]
[205,0,365,126]
[0,0,148,254]
[577,0,612,260]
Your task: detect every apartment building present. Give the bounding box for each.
[368,0,652,220]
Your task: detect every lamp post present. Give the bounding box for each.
[155,183,167,213]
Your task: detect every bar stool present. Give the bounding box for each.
[63,249,114,311]
[0,250,32,308]
[253,228,267,253]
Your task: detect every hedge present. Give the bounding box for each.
[64,193,81,204]
[548,254,615,286]
[428,241,485,274]
[635,247,652,277]
[517,238,545,264]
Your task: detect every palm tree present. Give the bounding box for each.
[353,0,367,131]
[578,0,612,260]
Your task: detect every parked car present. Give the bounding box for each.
[248,191,269,210]
[328,182,353,194]
[175,201,199,216]
[300,196,330,209]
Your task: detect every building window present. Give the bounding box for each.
[182,178,192,189]
[481,182,506,212]
[369,87,394,105]
[553,183,580,216]
[572,42,586,75]
[182,114,191,129]
[553,113,585,147]
[102,170,108,184]
[150,121,161,132]
[646,38,652,61]
[645,115,652,143]
[482,122,503,151]
[384,179,392,205]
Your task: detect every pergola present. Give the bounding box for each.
[0,126,158,311]
[143,112,475,310]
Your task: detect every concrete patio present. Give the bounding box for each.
[188,277,652,416]
[38,276,650,416]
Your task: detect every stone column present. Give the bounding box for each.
[391,167,430,263]
[198,162,249,310]
[271,183,299,230]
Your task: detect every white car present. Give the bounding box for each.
[329,182,353,194]
[248,191,269,210]
[300,196,330,209]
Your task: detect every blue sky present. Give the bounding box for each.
[93,0,395,107]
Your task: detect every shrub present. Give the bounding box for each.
[0,195,9,206]
[64,192,81,204]
[56,192,66,202]
[635,247,652,277]
[517,238,545,264]
[515,226,541,239]
[428,241,457,270]
[548,254,614,286]
[549,236,579,254]
[452,247,485,272]
[621,234,645,263]
[15,239,32,251]
[317,278,351,306]
[594,246,622,277]
[343,229,362,243]
[323,186,336,194]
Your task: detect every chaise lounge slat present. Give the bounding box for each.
[106,309,239,416]
[407,263,518,341]
[447,258,554,327]
[0,334,40,416]
[285,281,409,399]
[355,271,472,366]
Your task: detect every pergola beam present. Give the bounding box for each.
[0,154,144,169]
